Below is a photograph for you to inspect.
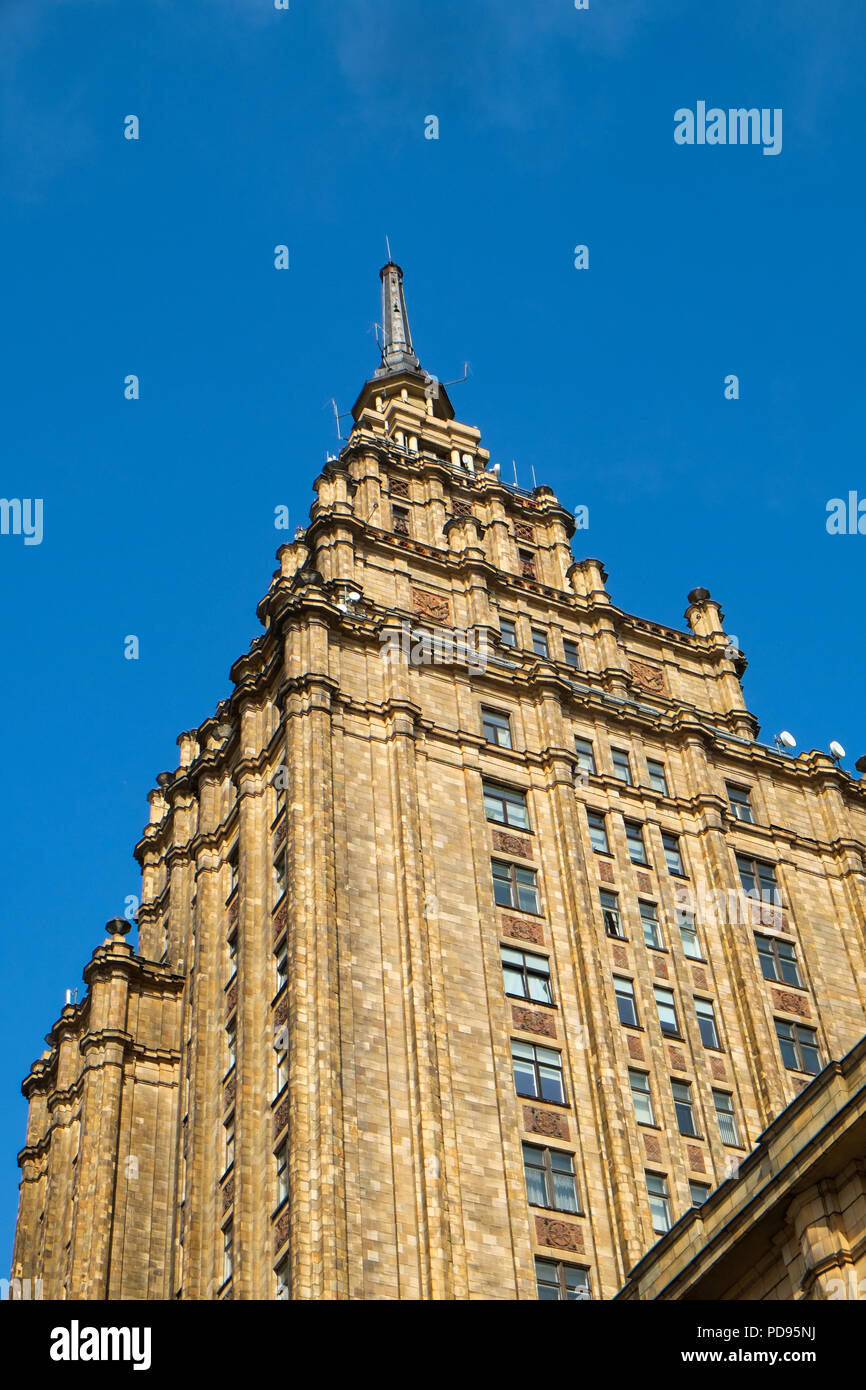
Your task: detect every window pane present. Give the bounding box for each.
[647,760,668,795]
[574,738,596,774]
[500,620,516,647]
[680,925,701,959]
[612,750,632,784]
[502,966,526,997]
[528,972,554,1006]
[587,811,609,854]
[640,902,662,949]
[552,1170,579,1214]
[513,1060,537,1097]
[663,834,683,874]
[625,822,647,864]
[539,1065,565,1105]
[563,640,580,668]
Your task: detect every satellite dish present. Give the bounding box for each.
[829,741,846,761]
[775,731,797,751]
[491,462,501,477]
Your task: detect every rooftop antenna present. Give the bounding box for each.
[774,730,797,754]
[512,460,519,486]
[385,234,393,263]
[530,465,538,490]
[441,362,472,388]
[829,740,846,764]
[328,398,352,442]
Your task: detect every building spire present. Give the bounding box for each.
[377,259,421,376]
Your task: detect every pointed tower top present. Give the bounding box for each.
[375,261,422,378]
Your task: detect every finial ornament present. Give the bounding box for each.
[376,261,422,377]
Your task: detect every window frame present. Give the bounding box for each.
[534,1257,591,1301]
[755,932,803,988]
[275,1138,289,1208]
[628,1069,655,1126]
[614,975,639,1028]
[654,984,681,1038]
[511,1039,566,1105]
[645,1171,671,1235]
[647,759,669,796]
[624,819,649,866]
[481,706,513,749]
[695,996,721,1050]
[522,1142,580,1214]
[501,945,554,1006]
[611,748,633,785]
[662,831,685,876]
[600,889,625,939]
[492,858,541,915]
[563,638,581,669]
[586,808,610,855]
[639,899,663,950]
[712,1089,740,1147]
[531,628,549,659]
[482,779,531,831]
[574,737,597,776]
[499,617,517,648]
[775,1018,821,1074]
[671,1079,699,1138]
[726,782,754,823]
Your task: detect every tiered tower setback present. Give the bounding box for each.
[12,265,866,1300]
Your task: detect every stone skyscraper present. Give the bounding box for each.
[12,264,866,1301]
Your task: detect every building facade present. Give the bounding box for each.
[12,264,866,1301]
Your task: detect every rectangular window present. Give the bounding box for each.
[654,986,680,1038]
[629,1069,655,1126]
[482,707,513,748]
[228,846,239,895]
[671,1080,698,1137]
[586,809,610,855]
[755,933,803,988]
[483,779,530,830]
[624,820,648,866]
[492,859,540,914]
[678,913,702,960]
[775,1019,820,1075]
[563,639,581,669]
[275,779,286,818]
[535,1257,591,1301]
[273,853,286,902]
[726,783,754,823]
[600,890,624,939]
[639,900,663,950]
[275,1139,289,1207]
[611,748,633,785]
[275,1257,289,1300]
[662,832,685,876]
[522,1143,579,1213]
[615,976,639,1028]
[647,759,668,796]
[689,1181,710,1206]
[736,853,779,901]
[518,548,536,578]
[695,997,721,1050]
[226,1016,237,1071]
[275,939,288,993]
[501,946,554,1005]
[713,1090,740,1147]
[645,1172,671,1235]
[574,737,596,776]
[391,504,410,535]
[276,1046,288,1094]
[499,618,517,648]
[511,1040,565,1105]
[531,628,549,658]
[224,1112,235,1171]
[228,932,238,971]
[222,1221,234,1284]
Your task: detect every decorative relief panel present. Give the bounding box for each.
[275,993,288,1028]
[611,944,629,969]
[223,1073,236,1109]
[222,1177,234,1214]
[627,658,668,695]
[452,499,471,517]
[668,1046,687,1071]
[501,915,544,946]
[643,1134,663,1162]
[771,987,810,1018]
[687,1145,706,1173]
[273,817,287,850]
[653,957,669,979]
[274,1097,289,1139]
[535,1216,584,1253]
[274,1209,290,1254]
[273,901,287,940]
[228,901,239,931]
[692,967,709,990]
[523,1105,569,1140]
[512,1005,556,1039]
[710,1056,727,1081]
[225,981,238,1016]
[598,861,615,884]
[636,873,652,893]
[411,587,450,623]
[514,522,535,542]
[389,477,410,498]
[491,828,532,859]
[627,1035,644,1061]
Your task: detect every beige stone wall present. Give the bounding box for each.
[12,373,866,1301]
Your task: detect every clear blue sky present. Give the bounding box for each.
[1,0,864,1274]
